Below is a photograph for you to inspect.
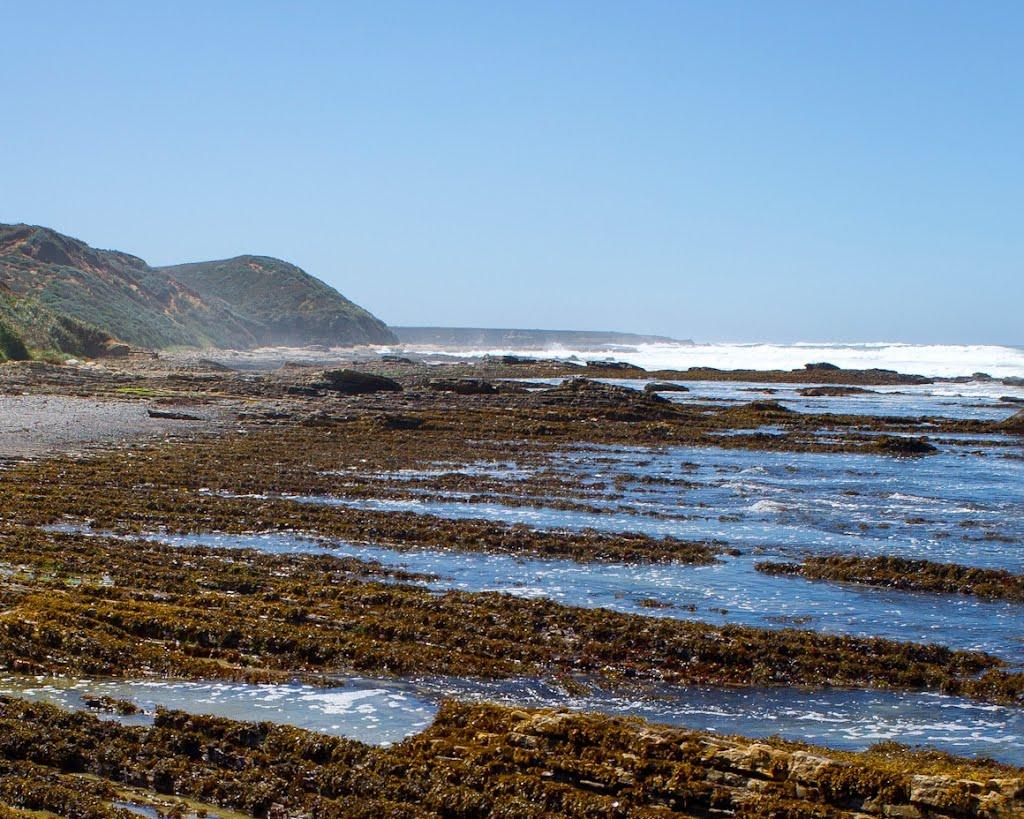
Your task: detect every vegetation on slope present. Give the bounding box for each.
[159,255,396,345]
[0,223,394,353]
[0,287,118,361]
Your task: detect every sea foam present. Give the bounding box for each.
[393,341,1024,379]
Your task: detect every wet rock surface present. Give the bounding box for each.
[315,368,403,394]
[0,697,1020,818]
[0,352,1021,814]
[1000,409,1024,433]
[757,555,1024,603]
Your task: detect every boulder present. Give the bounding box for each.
[427,378,497,395]
[317,369,402,394]
[798,386,875,397]
[586,360,646,372]
[1000,409,1024,434]
[743,400,793,414]
[100,340,133,358]
[874,435,938,456]
[375,413,425,431]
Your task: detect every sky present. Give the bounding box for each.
[1,1,1021,345]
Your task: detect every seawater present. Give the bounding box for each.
[35,385,1024,762]
[392,342,1024,379]
[4,674,1023,764]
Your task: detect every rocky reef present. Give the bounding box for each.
[1,527,1016,700]
[0,352,1021,816]
[0,697,1021,817]
[757,556,1024,603]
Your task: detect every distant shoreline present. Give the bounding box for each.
[392,326,690,349]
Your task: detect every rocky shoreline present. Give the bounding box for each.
[0,352,1022,816]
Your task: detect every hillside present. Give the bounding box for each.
[159,256,396,346]
[0,224,394,356]
[0,285,118,361]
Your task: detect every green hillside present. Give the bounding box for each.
[0,224,395,355]
[0,286,119,361]
[158,256,396,346]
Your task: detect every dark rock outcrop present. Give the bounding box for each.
[586,359,646,372]
[873,435,938,456]
[317,369,403,394]
[1000,409,1024,434]
[427,378,497,395]
[798,386,876,396]
[537,378,681,422]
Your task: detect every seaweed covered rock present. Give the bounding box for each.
[537,377,682,422]
[873,435,938,456]
[317,369,402,394]
[756,555,1024,603]
[0,698,1021,818]
[1000,409,1024,434]
[798,386,875,396]
[426,378,497,395]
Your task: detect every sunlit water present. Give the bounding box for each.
[515,377,1024,421]
[29,385,1024,762]
[395,341,1024,379]
[136,528,1024,664]
[100,416,1024,662]
[4,674,1023,764]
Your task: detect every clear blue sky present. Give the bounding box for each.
[2,1,1021,344]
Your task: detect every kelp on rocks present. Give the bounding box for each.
[757,555,1024,603]
[0,697,1021,818]
[0,528,1021,703]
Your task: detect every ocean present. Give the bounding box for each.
[395,340,1024,379]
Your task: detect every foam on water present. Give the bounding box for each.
[395,341,1024,379]
[0,676,434,745]
[5,674,1023,764]
[104,528,1024,664]
[296,442,1024,572]
[516,377,1024,421]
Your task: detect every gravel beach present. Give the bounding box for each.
[0,395,222,458]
